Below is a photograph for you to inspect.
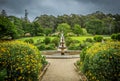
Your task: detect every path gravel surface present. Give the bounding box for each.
[41,58,80,81]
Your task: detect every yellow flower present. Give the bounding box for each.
[1,48,6,52]
[18,76,22,80]
[109,56,112,59]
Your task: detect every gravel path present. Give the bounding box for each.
[41,58,80,81]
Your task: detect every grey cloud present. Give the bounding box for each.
[0,0,120,21]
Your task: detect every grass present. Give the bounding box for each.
[17,36,55,43]
[71,35,110,42]
[17,35,110,43]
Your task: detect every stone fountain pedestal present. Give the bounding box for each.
[58,32,67,55]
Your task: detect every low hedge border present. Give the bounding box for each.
[39,63,50,81]
[74,62,88,81]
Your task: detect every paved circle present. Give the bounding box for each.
[41,58,80,81]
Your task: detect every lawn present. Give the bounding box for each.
[17,36,55,43]
[17,35,110,43]
[71,35,110,42]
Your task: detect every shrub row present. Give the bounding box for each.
[93,35,103,42]
[111,33,120,41]
[80,41,120,81]
[0,41,44,81]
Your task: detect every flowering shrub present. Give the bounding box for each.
[80,41,120,81]
[0,41,43,81]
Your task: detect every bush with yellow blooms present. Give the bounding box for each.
[0,41,43,81]
[80,41,120,81]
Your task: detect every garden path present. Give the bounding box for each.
[41,58,80,81]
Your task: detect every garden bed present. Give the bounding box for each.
[39,63,50,81]
[74,63,88,81]
[41,50,81,55]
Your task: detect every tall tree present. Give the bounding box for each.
[0,16,17,39]
[57,23,71,35]
[1,10,7,17]
[73,24,83,36]
[85,19,104,35]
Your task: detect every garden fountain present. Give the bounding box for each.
[58,32,67,55]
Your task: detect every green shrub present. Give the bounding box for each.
[51,37,59,47]
[37,33,45,36]
[37,43,46,50]
[0,69,7,81]
[73,39,80,43]
[0,41,43,81]
[80,41,120,81]
[79,42,91,50]
[24,38,34,44]
[44,37,51,45]
[45,44,56,50]
[116,33,120,41]
[68,44,80,50]
[41,56,48,66]
[36,39,42,44]
[111,34,117,40]
[85,38,94,43]
[111,33,120,41]
[65,37,73,46]
[94,35,103,42]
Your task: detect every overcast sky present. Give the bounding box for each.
[0,0,120,21]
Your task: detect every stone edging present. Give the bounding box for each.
[39,63,50,81]
[74,63,88,81]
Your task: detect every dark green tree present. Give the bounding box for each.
[0,16,17,39]
[73,24,83,36]
[1,10,7,17]
[57,23,71,35]
[85,19,104,35]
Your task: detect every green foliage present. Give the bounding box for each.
[32,22,44,36]
[73,24,83,36]
[45,44,56,50]
[37,43,46,50]
[85,38,94,43]
[41,56,48,66]
[79,42,91,50]
[86,19,104,35]
[68,44,80,50]
[0,16,18,39]
[80,41,120,81]
[0,69,7,81]
[65,37,73,46]
[82,28,88,35]
[24,38,34,44]
[111,34,117,40]
[94,35,103,42]
[44,37,51,45]
[0,41,43,81]
[51,37,59,47]
[111,33,120,41]
[57,23,71,35]
[44,28,52,36]
[37,43,55,50]
[8,16,24,37]
[116,33,120,41]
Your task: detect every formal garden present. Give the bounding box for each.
[0,10,120,81]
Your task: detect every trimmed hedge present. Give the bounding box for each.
[111,33,120,41]
[80,41,120,81]
[94,35,103,42]
[0,41,43,81]
[24,38,34,44]
[44,37,51,45]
